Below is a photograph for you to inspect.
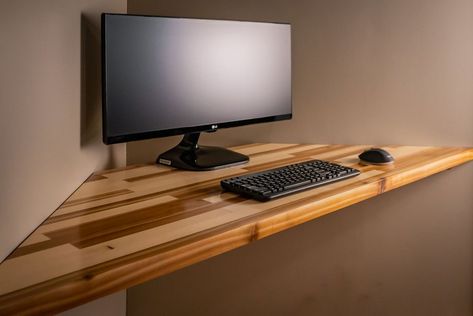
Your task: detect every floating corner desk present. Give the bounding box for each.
[0,144,472,315]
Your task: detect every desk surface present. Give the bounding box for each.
[0,144,471,315]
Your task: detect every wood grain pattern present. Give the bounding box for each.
[0,144,471,315]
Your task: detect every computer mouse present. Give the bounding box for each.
[358,148,394,165]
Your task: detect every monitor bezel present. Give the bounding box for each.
[101,13,292,145]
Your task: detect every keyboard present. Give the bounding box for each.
[221,160,360,201]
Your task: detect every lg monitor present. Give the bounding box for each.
[102,13,292,170]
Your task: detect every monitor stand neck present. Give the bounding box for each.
[156,132,249,171]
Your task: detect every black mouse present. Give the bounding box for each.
[358,148,394,165]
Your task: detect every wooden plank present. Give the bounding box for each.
[0,144,471,315]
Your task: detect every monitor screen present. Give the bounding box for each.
[102,14,292,144]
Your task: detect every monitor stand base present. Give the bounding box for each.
[157,133,249,171]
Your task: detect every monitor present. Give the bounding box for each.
[102,13,292,170]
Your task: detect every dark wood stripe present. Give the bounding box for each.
[51,198,212,248]
[124,169,178,182]
[72,196,246,249]
[229,143,264,150]
[9,239,65,260]
[60,189,133,207]
[86,174,107,182]
[47,189,181,224]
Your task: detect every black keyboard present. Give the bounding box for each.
[221,160,360,201]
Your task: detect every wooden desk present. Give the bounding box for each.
[0,144,471,315]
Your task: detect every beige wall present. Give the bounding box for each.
[0,0,126,262]
[126,0,473,315]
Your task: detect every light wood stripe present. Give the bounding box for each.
[42,196,178,234]
[0,143,471,315]
[19,233,50,247]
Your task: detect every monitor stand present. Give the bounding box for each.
[157,133,249,171]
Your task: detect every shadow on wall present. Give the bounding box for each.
[80,13,117,169]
